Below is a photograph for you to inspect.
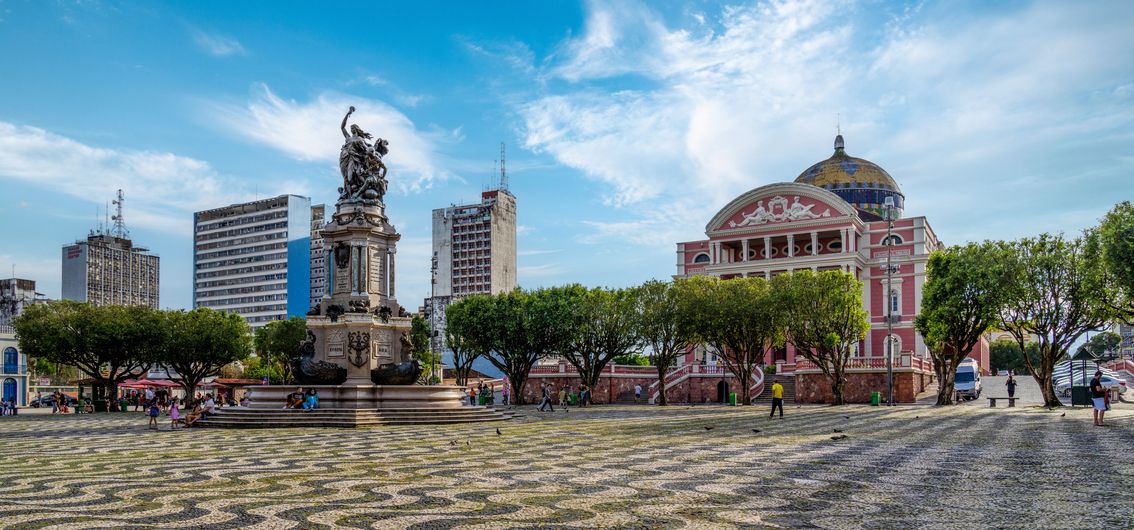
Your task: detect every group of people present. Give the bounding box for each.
[142,393,219,429]
[466,381,496,406]
[536,383,593,412]
[284,387,319,410]
[0,398,17,415]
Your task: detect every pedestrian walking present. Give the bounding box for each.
[501,384,510,406]
[147,400,160,429]
[169,399,181,430]
[1005,375,1017,399]
[769,379,784,419]
[1091,371,1107,426]
[557,386,567,406]
[634,384,642,403]
[537,383,555,412]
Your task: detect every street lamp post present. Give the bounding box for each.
[430,252,438,385]
[884,196,896,406]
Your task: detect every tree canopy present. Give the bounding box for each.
[915,242,1014,405]
[773,270,869,405]
[252,317,307,384]
[14,301,167,403]
[561,285,642,397]
[998,234,1113,407]
[161,308,251,398]
[443,299,486,387]
[1093,201,1134,321]
[632,279,692,405]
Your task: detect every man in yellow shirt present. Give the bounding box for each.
[769,379,784,419]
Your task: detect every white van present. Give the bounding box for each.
[954,359,982,400]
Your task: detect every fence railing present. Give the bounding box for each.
[795,354,933,372]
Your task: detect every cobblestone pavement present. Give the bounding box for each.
[2,404,1132,529]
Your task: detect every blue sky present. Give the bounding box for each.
[1,0,1132,310]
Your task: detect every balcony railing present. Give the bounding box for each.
[2,363,28,375]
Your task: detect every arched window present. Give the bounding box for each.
[2,347,16,374]
[692,253,710,264]
[882,235,903,246]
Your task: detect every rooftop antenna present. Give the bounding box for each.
[111,189,130,239]
[104,201,110,236]
[499,142,508,191]
[837,112,841,136]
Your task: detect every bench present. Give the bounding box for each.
[987,397,1018,408]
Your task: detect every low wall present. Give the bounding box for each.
[246,384,467,410]
[795,371,932,404]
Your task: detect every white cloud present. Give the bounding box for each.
[516,249,561,257]
[516,0,1134,247]
[518,263,567,281]
[205,84,455,194]
[192,30,246,57]
[0,121,255,235]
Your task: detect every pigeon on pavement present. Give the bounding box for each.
[496,428,502,435]
[830,434,849,440]
[704,426,714,430]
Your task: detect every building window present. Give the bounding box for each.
[890,290,900,314]
[882,235,903,246]
[827,241,842,251]
[692,253,710,264]
[2,347,16,374]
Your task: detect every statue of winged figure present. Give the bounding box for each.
[339,106,389,204]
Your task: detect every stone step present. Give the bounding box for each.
[196,408,511,428]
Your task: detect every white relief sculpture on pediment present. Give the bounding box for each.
[730,195,831,227]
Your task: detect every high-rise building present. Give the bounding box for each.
[0,278,45,330]
[192,194,312,329]
[62,190,160,308]
[310,204,327,308]
[428,188,517,352]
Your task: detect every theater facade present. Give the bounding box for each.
[675,135,988,403]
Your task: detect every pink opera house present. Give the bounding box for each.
[674,135,988,403]
[525,135,987,404]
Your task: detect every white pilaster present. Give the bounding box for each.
[787,234,795,258]
[742,239,749,262]
[811,231,818,256]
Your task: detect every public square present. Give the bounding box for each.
[2,403,1132,529]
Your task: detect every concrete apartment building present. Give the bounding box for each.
[0,277,45,329]
[192,194,314,329]
[428,188,517,352]
[310,203,327,308]
[62,233,160,308]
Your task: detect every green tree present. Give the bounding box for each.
[634,279,693,406]
[1093,201,1134,321]
[14,301,165,405]
[684,276,782,405]
[914,242,1014,405]
[989,341,1041,374]
[1077,331,1122,360]
[160,308,252,398]
[242,355,282,384]
[409,314,438,382]
[611,353,649,366]
[561,286,641,401]
[444,297,486,387]
[998,234,1113,407]
[252,317,307,384]
[774,270,869,405]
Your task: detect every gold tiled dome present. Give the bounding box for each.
[794,135,905,218]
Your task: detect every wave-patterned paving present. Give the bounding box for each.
[1,405,1131,529]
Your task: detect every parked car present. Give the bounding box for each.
[1055,373,1127,396]
[29,395,78,408]
[955,359,982,400]
[997,370,1010,376]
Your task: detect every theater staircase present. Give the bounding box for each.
[752,378,796,406]
[196,406,512,429]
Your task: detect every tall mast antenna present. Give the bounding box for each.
[111,189,130,239]
[499,142,508,191]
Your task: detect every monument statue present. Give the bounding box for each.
[291,330,348,385]
[339,106,389,204]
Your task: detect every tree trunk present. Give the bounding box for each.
[830,367,845,406]
[655,364,668,406]
[1038,371,1060,408]
[510,372,528,405]
[738,366,753,405]
[936,367,956,406]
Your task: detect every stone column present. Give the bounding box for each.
[764,236,771,260]
[787,234,795,258]
[811,231,818,256]
[388,248,396,297]
[742,239,749,262]
[841,229,848,254]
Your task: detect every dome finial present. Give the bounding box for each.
[834,113,844,151]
